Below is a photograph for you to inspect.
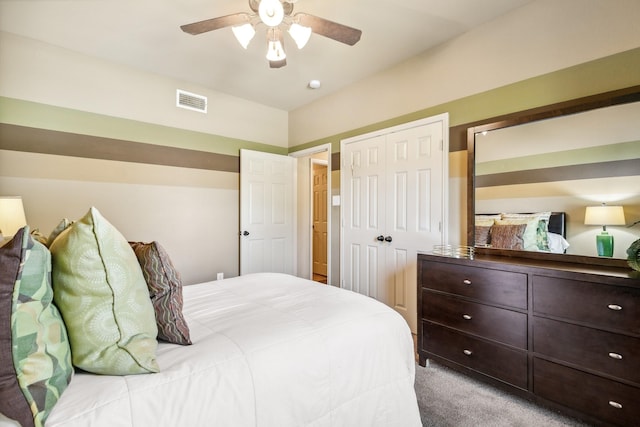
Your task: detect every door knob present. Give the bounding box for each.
[384,236,392,242]
[242,231,250,236]
[376,235,385,241]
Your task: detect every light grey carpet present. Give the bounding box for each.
[414,361,592,427]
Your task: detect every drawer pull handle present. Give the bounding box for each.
[607,304,623,311]
[463,279,472,285]
[463,349,472,356]
[608,352,623,360]
[462,314,472,320]
[608,401,623,409]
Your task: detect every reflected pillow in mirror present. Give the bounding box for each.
[490,223,527,250]
[498,212,551,251]
[547,232,570,254]
[475,214,501,227]
[475,225,492,246]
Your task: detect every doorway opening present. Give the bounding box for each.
[311,159,328,284]
[290,144,332,285]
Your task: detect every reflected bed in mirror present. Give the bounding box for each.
[467,86,640,265]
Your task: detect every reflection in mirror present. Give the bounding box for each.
[473,101,640,259]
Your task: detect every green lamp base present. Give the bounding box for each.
[596,231,614,257]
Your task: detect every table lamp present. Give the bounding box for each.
[584,203,625,257]
[0,196,28,243]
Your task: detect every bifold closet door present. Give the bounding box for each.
[341,117,446,333]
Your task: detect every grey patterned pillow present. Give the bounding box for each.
[130,241,192,345]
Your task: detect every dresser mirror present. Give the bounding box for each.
[467,86,640,265]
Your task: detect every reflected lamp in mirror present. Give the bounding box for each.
[0,196,27,242]
[584,204,625,257]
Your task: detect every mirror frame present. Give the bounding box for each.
[466,85,640,267]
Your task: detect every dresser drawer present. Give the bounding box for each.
[423,290,527,349]
[532,275,640,333]
[533,317,640,385]
[423,321,528,389]
[534,358,640,427]
[420,260,527,309]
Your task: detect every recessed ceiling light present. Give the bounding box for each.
[308,79,321,89]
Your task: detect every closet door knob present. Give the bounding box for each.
[462,314,472,320]
[242,231,250,236]
[463,349,472,356]
[376,235,385,241]
[608,352,623,360]
[384,236,393,242]
[607,304,622,311]
[463,279,472,285]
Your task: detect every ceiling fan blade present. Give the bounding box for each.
[180,13,250,35]
[269,58,287,68]
[295,13,362,46]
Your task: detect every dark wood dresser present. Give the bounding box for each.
[417,252,640,427]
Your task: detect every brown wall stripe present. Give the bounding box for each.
[476,159,640,188]
[331,152,340,171]
[0,123,240,173]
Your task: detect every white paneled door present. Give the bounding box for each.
[240,149,296,275]
[341,114,448,332]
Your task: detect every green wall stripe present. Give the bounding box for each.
[289,47,640,155]
[477,141,640,175]
[0,97,286,157]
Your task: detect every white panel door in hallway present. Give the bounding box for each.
[341,114,448,332]
[240,149,296,275]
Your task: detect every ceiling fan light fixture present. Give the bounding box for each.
[266,27,286,61]
[259,0,285,27]
[288,23,311,49]
[266,39,286,61]
[231,23,256,49]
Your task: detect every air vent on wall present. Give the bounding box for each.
[176,89,207,113]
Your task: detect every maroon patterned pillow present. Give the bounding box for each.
[129,241,192,345]
[490,223,527,250]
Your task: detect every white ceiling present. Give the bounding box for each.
[0,0,535,111]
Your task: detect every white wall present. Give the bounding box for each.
[0,32,288,148]
[289,0,640,145]
[0,150,239,285]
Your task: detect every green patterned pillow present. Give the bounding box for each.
[50,207,160,375]
[130,241,192,345]
[0,227,73,427]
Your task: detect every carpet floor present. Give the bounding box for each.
[415,361,592,427]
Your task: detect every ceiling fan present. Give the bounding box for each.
[180,0,362,68]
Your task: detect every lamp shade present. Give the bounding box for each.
[0,196,27,238]
[266,27,286,61]
[288,23,311,49]
[584,205,625,226]
[232,23,256,49]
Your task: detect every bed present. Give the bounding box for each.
[1,207,421,427]
[45,273,421,426]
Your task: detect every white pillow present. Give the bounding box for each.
[547,232,570,253]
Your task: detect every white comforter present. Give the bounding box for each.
[46,273,421,426]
